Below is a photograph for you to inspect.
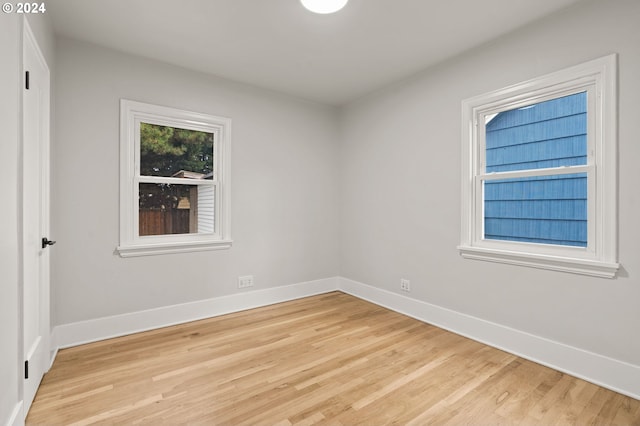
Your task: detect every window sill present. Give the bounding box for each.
[117,239,233,258]
[457,245,619,279]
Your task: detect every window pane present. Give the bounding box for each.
[485,92,587,173]
[484,173,587,247]
[140,123,214,177]
[139,183,214,236]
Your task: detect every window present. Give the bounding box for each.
[118,100,231,257]
[458,55,618,278]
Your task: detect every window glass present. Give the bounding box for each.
[140,123,214,177]
[137,123,216,238]
[482,92,588,247]
[138,183,214,236]
[485,92,587,173]
[484,174,587,247]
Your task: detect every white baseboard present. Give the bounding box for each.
[53,277,339,350]
[49,275,640,401]
[48,340,59,372]
[7,401,23,426]
[339,276,640,401]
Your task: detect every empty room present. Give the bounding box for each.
[2,0,640,424]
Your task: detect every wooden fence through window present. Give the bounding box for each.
[139,209,190,236]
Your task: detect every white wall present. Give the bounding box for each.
[339,0,640,367]
[52,38,340,325]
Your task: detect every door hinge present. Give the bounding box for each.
[25,360,29,379]
[25,71,30,90]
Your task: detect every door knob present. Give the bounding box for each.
[42,237,56,249]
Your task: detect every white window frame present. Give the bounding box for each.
[118,99,232,257]
[458,55,618,278]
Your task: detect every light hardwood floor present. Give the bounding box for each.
[28,292,640,425]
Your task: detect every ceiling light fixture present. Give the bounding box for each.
[300,0,349,14]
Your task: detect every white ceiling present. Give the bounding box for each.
[48,0,586,105]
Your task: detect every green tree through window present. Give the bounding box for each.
[140,123,214,177]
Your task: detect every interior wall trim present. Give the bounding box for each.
[49,275,639,401]
[7,401,23,426]
[51,277,339,351]
[338,277,640,401]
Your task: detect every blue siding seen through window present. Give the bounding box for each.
[484,92,587,247]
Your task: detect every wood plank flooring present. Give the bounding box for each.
[27,292,640,425]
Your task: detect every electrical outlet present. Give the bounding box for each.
[400,278,411,292]
[238,275,254,289]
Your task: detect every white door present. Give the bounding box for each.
[22,19,51,418]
